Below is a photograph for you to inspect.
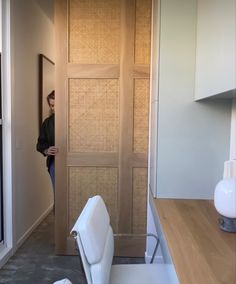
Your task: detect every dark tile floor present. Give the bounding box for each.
[0,212,144,283]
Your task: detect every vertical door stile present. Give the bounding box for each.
[118,0,135,234]
[55,0,69,253]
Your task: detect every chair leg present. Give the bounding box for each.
[78,253,85,274]
[74,239,85,274]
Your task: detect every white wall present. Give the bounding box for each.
[0,0,1,52]
[0,0,2,246]
[11,0,54,247]
[156,0,231,199]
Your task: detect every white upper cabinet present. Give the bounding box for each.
[195,0,236,100]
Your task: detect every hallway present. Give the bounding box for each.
[0,212,144,283]
[0,213,86,283]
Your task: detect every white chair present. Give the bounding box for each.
[71,195,178,284]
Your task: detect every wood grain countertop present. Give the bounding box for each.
[154,199,236,284]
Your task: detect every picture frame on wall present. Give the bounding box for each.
[38,54,55,129]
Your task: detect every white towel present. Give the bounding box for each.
[223,160,236,178]
[53,278,72,284]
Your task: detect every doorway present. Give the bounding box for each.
[0,53,3,244]
[55,0,152,256]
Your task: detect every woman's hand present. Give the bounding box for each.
[44,146,59,156]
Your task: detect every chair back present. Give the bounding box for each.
[71,195,114,284]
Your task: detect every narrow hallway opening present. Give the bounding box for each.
[0,212,144,283]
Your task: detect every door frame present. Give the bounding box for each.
[0,0,14,267]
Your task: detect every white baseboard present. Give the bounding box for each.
[0,246,13,269]
[16,204,54,251]
[145,251,163,264]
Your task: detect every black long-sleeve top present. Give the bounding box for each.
[36,114,55,170]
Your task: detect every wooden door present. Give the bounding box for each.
[55,0,152,256]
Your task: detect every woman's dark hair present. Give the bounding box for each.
[47,90,55,105]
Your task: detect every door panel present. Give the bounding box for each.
[133,79,150,154]
[132,168,148,234]
[135,0,152,64]
[55,0,151,256]
[68,167,118,232]
[69,79,119,152]
[69,0,121,64]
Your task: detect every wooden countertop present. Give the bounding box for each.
[154,199,236,284]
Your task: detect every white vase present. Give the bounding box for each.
[214,178,236,232]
